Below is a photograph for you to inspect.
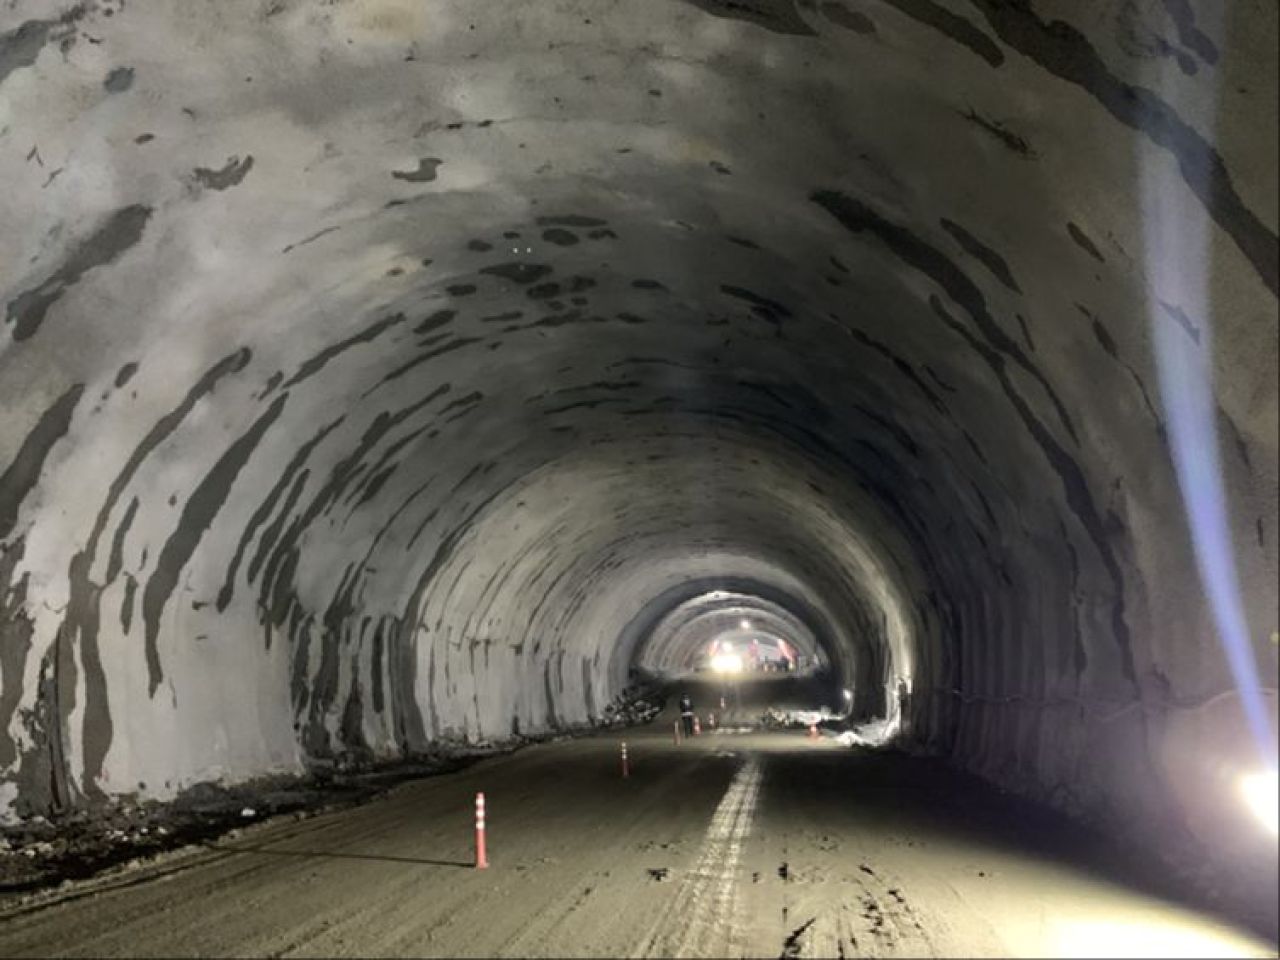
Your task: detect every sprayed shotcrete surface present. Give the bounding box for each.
[0,0,1276,932]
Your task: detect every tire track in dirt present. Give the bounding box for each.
[634,756,762,958]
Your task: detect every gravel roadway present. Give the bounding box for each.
[0,684,1274,958]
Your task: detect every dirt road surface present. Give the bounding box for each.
[0,689,1274,958]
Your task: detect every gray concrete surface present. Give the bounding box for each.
[0,0,1276,942]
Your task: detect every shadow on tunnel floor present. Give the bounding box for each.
[204,842,472,870]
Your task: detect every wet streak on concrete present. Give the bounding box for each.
[142,395,288,695]
[120,574,137,634]
[114,363,139,388]
[6,205,152,341]
[960,108,1034,157]
[366,338,481,395]
[680,0,816,35]
[282,313,407,388]
[257,385,452,621]
[392,483,508,750]
[1158,300,1201,344]
[246,469,311,588]
[968,0,1278,297]
[0,384,84,541]
[939,218,1021,293]
[535,215,607,228]
[928,293,1138,687]
[193,156,254,191]
[1160,0,1218,64]
[103,498,139,584]
[822,3,875,34]
[480,263,553,285]
[874,0,1004,66]
[541,228,579,246]
[216,414,345,611]
[811,190,1080,445]
[0,544,34,767]
[1067,222,1105,263]
[845,324,947,414]
[415,309,456,335]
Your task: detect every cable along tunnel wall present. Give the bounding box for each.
[0,0,1275,918]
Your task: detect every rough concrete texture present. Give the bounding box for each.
[0,0,1275,913]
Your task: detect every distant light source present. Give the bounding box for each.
[711,653,744,674]
[842,689,852,701]
[1240,769,1279,836]
[740,619,751,631]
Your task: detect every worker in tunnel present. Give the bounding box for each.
[679,691,696,737]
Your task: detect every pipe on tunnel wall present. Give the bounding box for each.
[0,0,1275,919]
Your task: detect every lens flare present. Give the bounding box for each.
[1140,30,1275,766]
[1239,770,1279,836]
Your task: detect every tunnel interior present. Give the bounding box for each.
[0,0,1276,931]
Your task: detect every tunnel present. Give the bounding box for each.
[0,0,1276,955]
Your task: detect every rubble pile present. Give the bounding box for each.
[599,681,664,727]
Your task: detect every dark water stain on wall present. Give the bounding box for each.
[142,395,288,695]
[541,228,579,246]
[876,0,1004,66]
[283,312,407,388]
[821,2,875,33]
[812,190,1079,444]
[1067,222,1105,263]
[6,205,152,341]
[969,0,1278,296]
[103,497,139,583]
[536,214,607,228]
[217,415,344,611]
[0,543,34,767]
[939,218,1021,293]
[960,108,1034,157]
[0,7,87,89]
[103,66,134,92]
[680,0,816,35]
[481,263,553,285]
[0,384,85,540]
[114,362,139,388]
[193,156,254,191]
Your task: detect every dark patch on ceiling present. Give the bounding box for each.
[102,66,134,92]
[193,155,254,191]
[6,204,153,341]
[939,218,1021,293]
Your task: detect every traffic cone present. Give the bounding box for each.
[693,716,702,736]
[807,723,818,740]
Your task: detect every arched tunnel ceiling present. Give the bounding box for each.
[0,0,1275,888]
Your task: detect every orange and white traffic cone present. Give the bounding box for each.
[807,723,819,740]
[474,792,489,869]
[693,716,702,736]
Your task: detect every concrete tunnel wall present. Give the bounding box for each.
[0,0,1276,898]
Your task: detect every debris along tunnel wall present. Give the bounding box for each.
[0,0,1276,914]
